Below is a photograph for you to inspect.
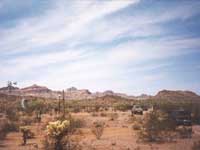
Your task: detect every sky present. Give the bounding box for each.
[0,0,200,95]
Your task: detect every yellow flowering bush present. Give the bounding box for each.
[47,120,70,138]
[46,120,70,150]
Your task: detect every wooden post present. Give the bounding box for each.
[58,95,61,114]
[62,90,65,117]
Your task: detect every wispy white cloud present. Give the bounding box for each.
[0,0,200,94]
[106,36,200,65]
[0,0,140,55]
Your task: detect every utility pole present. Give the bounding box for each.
[58,95,61,114]
[62,90,65,118]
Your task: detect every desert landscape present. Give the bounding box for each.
[0,84,200,150]
[1,0,200,149]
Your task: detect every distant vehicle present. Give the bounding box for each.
[170,109,192,126]
[131,105,143,115]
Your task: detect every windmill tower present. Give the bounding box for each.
[7,81,17,93]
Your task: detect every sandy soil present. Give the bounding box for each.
[0,111,200,150]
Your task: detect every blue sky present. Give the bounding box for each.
[0,0,200,95]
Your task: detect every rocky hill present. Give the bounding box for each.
[21,84,51,93]
[154,90,200,101]
[0,84,199,101]
[0,86,19,92]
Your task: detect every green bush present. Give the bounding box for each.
[91,112,98,117]
[5,121,19,132]
[192,140,200,150]
[100,112,107,117]
[91,121,105,140]
[109,113,118,121]
[113,103,131,111]
[0,119,8,140]
[20,126,32,145]
[6,109,19,121]
[20,116,34,125]
[25,100,45,114]
[0,119,19,140]
[138,110,176,142]
[132,123,141,130]
[192,104,200,124]
[70,118,85,129]
[176,126,192,139]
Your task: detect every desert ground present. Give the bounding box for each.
[1,109,200,150]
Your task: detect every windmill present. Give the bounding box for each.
[7,81,17,93]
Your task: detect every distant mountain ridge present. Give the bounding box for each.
[21,84,51,93]
[0,86,19,91]
[0,84,199,101]
[154,90,200,101]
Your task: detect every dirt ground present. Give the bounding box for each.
[0,111,200,150]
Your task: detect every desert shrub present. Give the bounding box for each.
[73,107,81,113]
[69,118,85,130]
[91,121,105,140]
[91,112,98,117]
[46,120,70,150]
[20,126,33,145]
[192,140,200,150]
[0,119,8,140]
[104,107,109,111]
[34,109,42,123]
[138,110,176,142]
[20,116,34,125]
[132,122,141,130]
[5,121,19,132]
[176,126,192,138]
[6,108,19,121]
[0,119,19,140]
[59,114,85,133]
[113,103,131,111]
[25,100,45,114]
[43,136,52,150]
[100,112,107,117]
[95,105,101,112]
[109,113,118,121]
[43,135,82,150]
[192,104,200,124]
[99,107,104,112]
[128,115,137,123]
[134,146,141,150]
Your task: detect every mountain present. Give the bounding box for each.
[65,87,92,100]
[0,84,199,101]
[135,94,152,100]
[154,90,200,101]
[0,86,19,92]
[19,84,55,98]
[21,84,51,93]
